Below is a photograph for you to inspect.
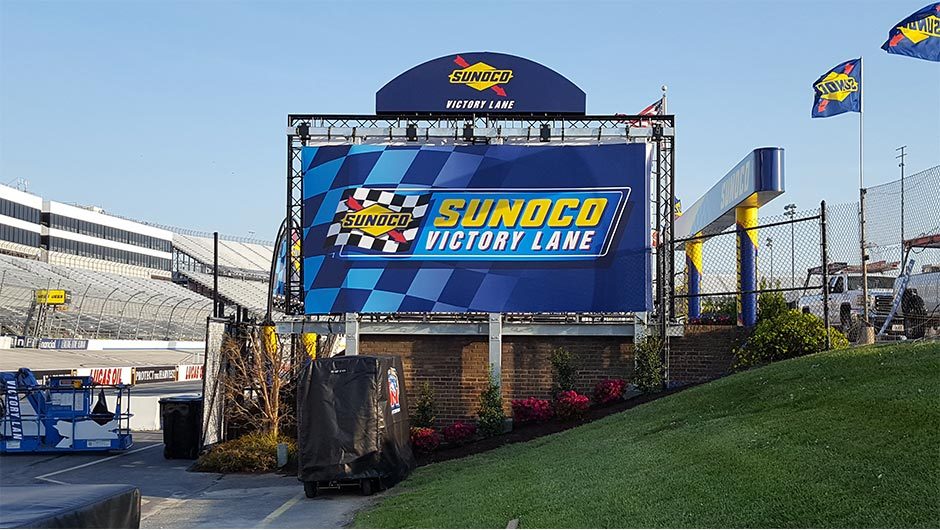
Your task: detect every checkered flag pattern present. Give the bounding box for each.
[324,188,430,253]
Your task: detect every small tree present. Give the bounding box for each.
[477,370,505,438]
[634,336,664,393]
[218,326,293,438]
[412,382,436,428]
[550,347,576,398]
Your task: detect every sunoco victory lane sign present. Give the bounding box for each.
[302,143,651,313]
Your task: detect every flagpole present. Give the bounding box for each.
[858,56,871,339]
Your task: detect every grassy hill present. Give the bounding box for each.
[355,342,940,528]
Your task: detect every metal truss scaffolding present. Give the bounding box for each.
[284,114,676,341]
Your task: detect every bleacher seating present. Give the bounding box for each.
[177,270,272,317]
[173,234,273,273]
[0,253,211,340]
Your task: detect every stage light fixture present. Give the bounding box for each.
[540,123,551,142]
[463,123,474,142]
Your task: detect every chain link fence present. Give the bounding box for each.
[670,164,940,341]
[0,256,212,341]
[672,205,830,326]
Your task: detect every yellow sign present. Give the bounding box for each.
[814,72,859,102]
[449,62,513,92]
[35,289,68,305]
[342,204,413,238]
[898,15,940,44]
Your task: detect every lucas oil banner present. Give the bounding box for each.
[302,143,651,313]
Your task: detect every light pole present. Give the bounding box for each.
[766,237,774,285]
[896,146,906,267]
[784,204,796,288]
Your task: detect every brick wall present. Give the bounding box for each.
[668,325,747,384]
[360,335,634,426]
[359,335,490,427]
[359,326,743,426]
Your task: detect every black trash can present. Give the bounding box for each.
[297,355,415,498]
[159,395,203,459]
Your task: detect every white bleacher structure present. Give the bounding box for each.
[0,183,277,342]
[0,253,211,340]
[169,231,275,319]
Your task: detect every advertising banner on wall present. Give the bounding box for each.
[75,367,133,385]
[302,143,651,313]
[133,366,178,384]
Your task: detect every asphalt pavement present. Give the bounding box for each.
[132,380,203,397]
[0,431,374,528]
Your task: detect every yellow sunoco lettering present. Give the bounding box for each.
[520,199,552,227]
[435,199,464,227]
[462,199,492,228]
[547,198,580,227]
[433,197,610,228]
[576,198,607,226]
[487,199,524,227]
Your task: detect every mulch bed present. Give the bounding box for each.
[416,385,692,466]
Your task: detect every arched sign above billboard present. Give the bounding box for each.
[375,52,586,115]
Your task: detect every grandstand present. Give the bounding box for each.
[169,231,275,319]
[0,253,210,340]
[0,183,277,343]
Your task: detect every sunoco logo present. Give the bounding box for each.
[342,204,413,238]
[449,55,512,96]
[815,72,858,102]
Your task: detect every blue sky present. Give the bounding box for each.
[1,0,937,239]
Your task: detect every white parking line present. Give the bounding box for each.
[258,491,305,527]
[34,444,161,483]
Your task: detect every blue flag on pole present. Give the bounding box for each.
[811,58,862,118]
[881,3,940,62]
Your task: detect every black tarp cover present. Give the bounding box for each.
[0,484,140,528]
[297,355,415,485]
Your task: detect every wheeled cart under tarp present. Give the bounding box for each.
[296,355,415,498]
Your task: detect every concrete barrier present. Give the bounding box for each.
[104,392,191,431]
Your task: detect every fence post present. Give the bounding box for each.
[152,297,177,339]
[136,293,163,339]
[819,200,831,350]
[117,291,146,339]
[95,287,120,339]
[166,298,188,340]
[73,285,91,337]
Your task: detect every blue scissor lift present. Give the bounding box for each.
[1,369,133,453]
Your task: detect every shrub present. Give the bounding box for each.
[441,421,477,445]
[554,390,590,421]
[195,431,297,473]
[701,296,737,321]
[593,378,627,405]
[511,397,553,424]
[477,370,506,438]
[758,280,789,323]
[634,336,664,393]
[412,382,436,429]
[734,310,849,370]
[550,347,576,397]
[688,314,735,325]
[410,427,441,453]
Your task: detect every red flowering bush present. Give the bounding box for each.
[511,397,554,424]
[554,390,590,420]
[593,378,627,405]
[442,421,477,445]
[410,427,441,453]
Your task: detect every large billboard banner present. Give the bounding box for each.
[302,143,650,313]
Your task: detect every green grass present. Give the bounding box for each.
[355,342,940,528]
